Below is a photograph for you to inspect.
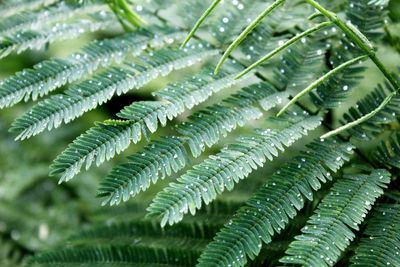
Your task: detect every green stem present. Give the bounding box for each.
[320,91,396,139]
[181,0,222,48]
[304,0,399,90]
[235,21,333,79]
[117,0,146,27]
[214,0,285,74]
[277,54,369,116]
[107,0,146,30]
[304,0,399,139]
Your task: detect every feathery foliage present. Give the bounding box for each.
[98,82,288,206]
[375,132,400,169]
[350,204,400,266]
[1,25,184,109]
[0,11,117,59]
[198,139,354,267]
[0,0,398,266]
[148,112,322,226]
[49,58,243,183]
[0,0,58,18]
[338,82,400,140]
[281,169,391,266]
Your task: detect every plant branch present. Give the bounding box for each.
[214,0,285,74]
[235,21,333,79]
[277,54,369,116]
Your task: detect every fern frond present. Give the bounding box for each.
[0,11,115,59]
[278,54,368,116]
[98,82,288,206]
[116,65,241,136]
[346,0,388,40]
[10,44,214,140]
[0,2,106,37]
[374,133,400,169]
[28,246,199,267]
[177,83,288,157]
[214,0,285,74]
[181,0,221,47]
[147,112,322,226]
[350,204,400,266]
[237,21,333,79]
[98,136,188,206]
[335,82,400,140]
[98,106,258,206]
[273,40,326,94]
[49,58,243,184]
[50,120,142,183]
[197,139,354,267]
[0,26,184,109]
[281,169,391,267]
[311,0,388,109]
[0,0,57,18]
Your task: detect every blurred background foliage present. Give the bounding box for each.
[0,0,399,266]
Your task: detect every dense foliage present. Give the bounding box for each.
[0,0,399,266]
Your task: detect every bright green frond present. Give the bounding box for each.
[346,0,388,40]
[0,0,57,18]
[311,0,388,109]
[197,139,354,267]
[147,112,322,227]
[0,1,105,38]
[0,11,116,59]
[177,82,289,157]
[237,21,333,79]
[98,82,287,206]
[116,65,241,136]
[181,0,221,47]
[210,0,292,45]
[0,26,184,109]
[281,169,391,267]
[10,44,214,140]
[214,0,285,74]
[98,136,188,206]
[310,48,368,109]
[278,54,368,116]
[350,204,400,266]
[273,40,326,93]
[50,120,142,183]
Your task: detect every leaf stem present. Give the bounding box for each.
[305,0,399,138]
[277,54,369,116]
[214,0,285,74]
[304,0,399,90]
[181,0,222,48]
[235,21,333,79]
[320,91,396,139]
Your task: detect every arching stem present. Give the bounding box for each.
[305,0,399,138]
[235,21,333,79]
[214,0,285,74]
[304,0,399,90]
[181,0,222,48]
[277,54,369,116]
